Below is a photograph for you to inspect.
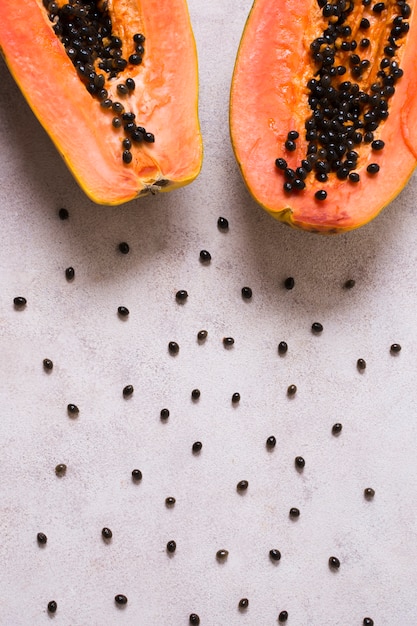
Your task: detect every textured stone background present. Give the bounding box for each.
[0,1,416,624]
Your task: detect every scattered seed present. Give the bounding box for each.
[43,358,53,371]
[65,266,75,281]
[160,408,170,420]
[216,549,229,561]
[165,497,176,507]
[197,330,208,342]
[238,598,249,610]
[363,619,374,626]
[166,540,177,553]
[67,403,79,417]
[278,611,289,622]
[189,614,200,625]
[278,341,288,355]
[131,469,142,481]
[102,527,113,540]
[241,286,252,299]
[287,384,297,397]
[118,242,130,254]
[364,487,375,499]
[13,296,27,308]
[266,436,276,449]
[199,250,211,263]
[58,208,69,220]
[176,290,188,302]
[217,216,229,230]
[289,507,300,519]
[357,358,367,370]
[295,456,305,470]
[47,601,57,613]
[269,549,281,561]
[344,279,356,289]
[284,277,295,290]
[192,441,202,454]
[315,189,327,201]
[223,337,235,347]
[123,384,134,397]
[168,341,179,355]
[37,532,47,545]
[236,480,248,492]
[367,163,380,174]
[55,464,67,476]
[332,423,343,436]
[232,392,241,404]
[390,343,401,353]
[191,389,201,400]
[312,322,323,333]
[115,594,128,605]
[329,556,340,569]
[118,306,130,317]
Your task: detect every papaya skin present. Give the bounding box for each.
[230,0,417,233]
[0,1,203,205]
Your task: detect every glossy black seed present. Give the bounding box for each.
[115,594,128,605]
[312,322,323,333]
[67,403,79,417]
[117,83,128,96]
[133,33,146,43]
[55,463,67,476]
[241,286,252,299]
[102,527,113,539]
[144,132,155,143]
[344,279,355,289]
[165,496,176,507]
[278,341,288,355]
[125,78,136,91]
[43,358,53,371]
[283,182,293,193]
[47,601,57,613]
[269,548,281,561]
[189,614,200,625]
[284,276,295,290]
[360,17,370,28]
[239,598,249,610]
[237,480,248,492]
[287,384,297,397]
[123,384,134,397]
[129,54,142,65]
[295,456,305,470]
[275,158,287,170]
[223,337,235,347]
[112,116,122,128]
[100,98,113,109]
[287,130,299,140]
[266,435,276,449]
[232,392,241,404]
[285,139,297,151]
[216,549,229,560]
[192,441,202,454]
[65,266,75,280]
[367,163,380,174]
[332,422,343,435]
[199,249,211,263]
[176,290,188,302]
[118,241,130,254]
[13,296,27,308]
[197,330,208,342]
[315,189,327,201]
[390,343,402,353]
[169,341,179,355]
[117,306,129,318]
[349,172,360,183]
[363,618,374,626]
[278,611,289,622]
[58,207,69,220]
[364,487,375,499]
[131,469,142,481]
[373,1,385,11]
[166,540,177,553]
[357,358,367,370]
[160,408,170,420]
[122,150,132,164]
[217,216,229,230]
[289,507,300,518]
[329,556,341,569]
[292,178,306,190]
[122,138,132,150]
[371,139,385,151]
[37,532,47,545]
[191,389,201,400]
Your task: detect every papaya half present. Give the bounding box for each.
[0,1,203,205]
[230,0,417,233]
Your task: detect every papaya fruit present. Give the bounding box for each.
[230,0,417,233]
[0,1,203,205]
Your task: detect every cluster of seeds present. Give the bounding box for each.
[42,0,154,163]
[275,0,411,200]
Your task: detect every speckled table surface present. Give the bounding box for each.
[1,1,417,625]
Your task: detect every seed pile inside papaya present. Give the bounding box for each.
[230,0,417,233]
[0,0,202,205]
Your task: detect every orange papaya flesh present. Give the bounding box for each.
[230,0,417,233]
[0,1,202,205]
